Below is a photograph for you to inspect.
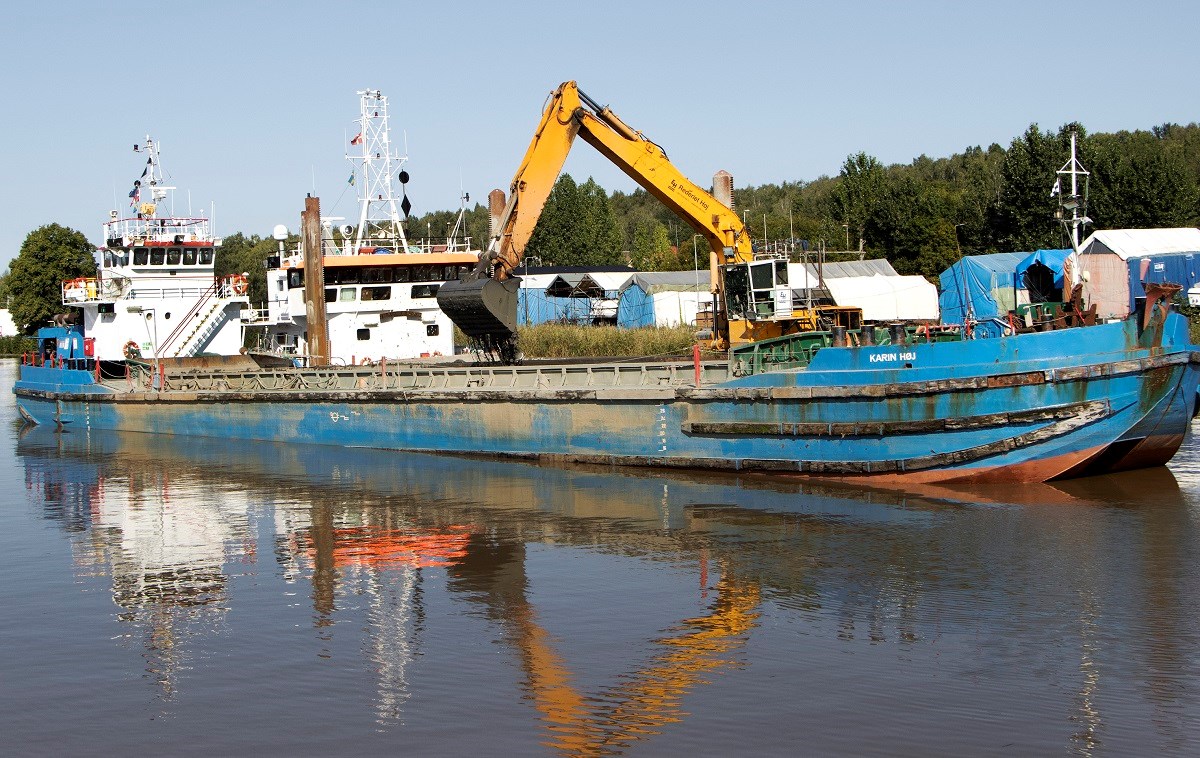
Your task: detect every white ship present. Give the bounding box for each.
[63,136,249,361]
[251,89,481,365]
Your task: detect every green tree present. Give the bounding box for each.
[629,220,683,271]
[831,152,886,249]
[864,174,959,278]
[526,175,623,266]
[577,178,624,266]
[6,224,97,333]
[1087,130,1199,229]
[214,232,279,305]
[989,124,1075,252]
[526,174,582,264]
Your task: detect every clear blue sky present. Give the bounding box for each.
[2,0,1196,268]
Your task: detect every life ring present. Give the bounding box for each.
[123,340,142,360]
[232,276,248,295]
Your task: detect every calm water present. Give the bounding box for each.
[3,360,1200,756]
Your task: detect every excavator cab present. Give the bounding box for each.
[723,258,791,321]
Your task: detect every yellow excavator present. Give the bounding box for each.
[437,80,858,360]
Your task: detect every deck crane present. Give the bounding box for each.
[437,81,855,360]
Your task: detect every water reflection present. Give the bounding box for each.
[16,424,1200,755]
[24,428,251,699]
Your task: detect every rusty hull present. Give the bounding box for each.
[14,312,1200,484]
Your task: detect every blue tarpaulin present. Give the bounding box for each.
[516,289,594,325]
[1015,249,1071,290]
[1127,252,1200,311]
[938,252,1027,337]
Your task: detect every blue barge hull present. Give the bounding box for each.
[14,312,1200,484]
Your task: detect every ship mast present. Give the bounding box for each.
[1054,131,1090,288]
[131,136,175,216]
[347,89,411,253]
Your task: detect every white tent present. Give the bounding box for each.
[1079,228,1200,318]
[823,274,940,322]
[1079,228,1200,260]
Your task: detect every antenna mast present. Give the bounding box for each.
[348,89,410,253]
[1055,130,1090,287]
[131,136,176,215]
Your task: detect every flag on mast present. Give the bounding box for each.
[350,132,363,145]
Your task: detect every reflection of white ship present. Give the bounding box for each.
[251,89,481,364]
[74,462,253,698]
[62,136,250,361]
[94,476,247,609]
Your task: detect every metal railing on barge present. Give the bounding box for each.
[115,357,735,394]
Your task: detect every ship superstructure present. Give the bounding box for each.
[63,136,249,361]
[252,90,480,364]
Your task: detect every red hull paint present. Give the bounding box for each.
[818,431,1186,487]
[1105,433,1186,472]
[818,445,1108,486]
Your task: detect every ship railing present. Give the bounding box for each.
[157,357,733,394]
[240,308,284,324]
[285,235,480,259]
[348,236,478,255]
[102,216,213,246]
[125,286,212,300]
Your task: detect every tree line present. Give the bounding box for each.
[408,121,1199,278]
[4,121,1199,333]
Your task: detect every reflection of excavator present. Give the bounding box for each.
[436,80,859,360]
[448,536,761,756]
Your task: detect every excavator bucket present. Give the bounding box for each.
[436,276,521,341]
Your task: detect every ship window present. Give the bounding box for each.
[377,268,394,283]
[413,264,434,282]
[411,284,439,299]
[150,249,166,265]
[361,286,391,301]
[426,324,440,337]
[133,248,149,265]
[324,288,336,302]
[200,248,214,265]
[183,249,197,265]
[289,270,304,288]
[775,260,788,285]
[357,328,371,341]
[361,267,377,283]
[337,268,360,284]
[167,247,182,265]
[340,287,356,301]
[103,252,114,267]
[394,267,411,283]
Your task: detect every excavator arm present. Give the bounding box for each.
[437,81,752,357]
[486,81,752,280]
